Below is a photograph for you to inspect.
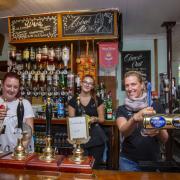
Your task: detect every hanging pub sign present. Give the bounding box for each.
[121,50,151,90]
[99,42,119,69]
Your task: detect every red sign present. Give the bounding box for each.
[99,42,119,69]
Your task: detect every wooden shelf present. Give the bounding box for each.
[34,118,116,126]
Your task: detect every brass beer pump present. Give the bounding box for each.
[67,96,91,163]
[12,98,27,160]
[39,97,55,162]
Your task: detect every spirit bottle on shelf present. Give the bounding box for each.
[36,47,42,63]
[67,71,74,89]
[29,46,36,62]
[9,46,16,62]
[41,45,48,70]
[57,96,65,118]
[47,86,53,97]
[27,72,32,90]
[23,47,30,62]
[105,91,113,120]
[15,49,22,63]
[75,74,81,95]
[20,70,26,87]
[9,46,17,72]
[41,45,48,62]
[55,46,62,62]
[99,82,106,101]
[39,71,46,88]
[47,71,53,87]
[48,47,55,63]
[53,71,59,87]
[62,46,70,68]
[59,69,65,89]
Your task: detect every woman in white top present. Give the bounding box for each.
[0,72,34,152]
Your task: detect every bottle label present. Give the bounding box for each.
[23,50,29,60]
[57,103,64,117]
[107,113,113,120]
[150,116,166,128]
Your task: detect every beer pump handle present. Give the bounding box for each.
[17,98,24,130]
[147,82,152,107]
[46,97,52,136]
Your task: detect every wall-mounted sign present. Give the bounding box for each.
[121,50,151,90]
[62,11,115,36]
[9,14,58,40]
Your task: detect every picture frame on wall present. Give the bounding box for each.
[121,50,151,90]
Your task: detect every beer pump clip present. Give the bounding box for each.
[144,81,180,129]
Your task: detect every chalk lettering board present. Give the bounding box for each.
[121,50,151,90]
[9,15,58,40]
[62,11,114,36]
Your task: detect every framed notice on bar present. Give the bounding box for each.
[67,117,89,141]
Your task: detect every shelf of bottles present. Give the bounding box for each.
[34,124,73,155]
[8,44,81,119]
[8,43,114,120]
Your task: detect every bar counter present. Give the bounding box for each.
[0,168,179,180]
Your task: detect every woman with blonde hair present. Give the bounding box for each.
[116,71,168,171]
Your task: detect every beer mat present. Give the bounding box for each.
[59,156,94,174]
[0,153,35,169]
[26,154,64,171]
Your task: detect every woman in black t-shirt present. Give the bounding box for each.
[116,71,169,171]
[68,75,106,169]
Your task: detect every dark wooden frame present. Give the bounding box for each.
[8,10,119,43]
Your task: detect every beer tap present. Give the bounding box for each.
[39,97,55,162]
[46,97,52,136]
[17,98,24,131]
[12,98,27,160]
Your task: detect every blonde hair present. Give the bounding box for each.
[124,71,144,83]
[124,71,146,91]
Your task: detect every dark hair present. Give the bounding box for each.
[2,72,21,98]
[2,72,21,84]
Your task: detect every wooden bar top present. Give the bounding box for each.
[0,168,179,180]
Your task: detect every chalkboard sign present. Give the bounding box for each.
[62,11,114,36]
[121,50,151,90]
[9,15,58,40]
